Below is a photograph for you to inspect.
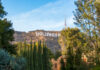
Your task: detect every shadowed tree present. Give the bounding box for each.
[0,0,16,54]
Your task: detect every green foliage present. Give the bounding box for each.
[0,49,26,70]
[59,28,93,70]
[60,58,66,70]
[75,48,82,69]
[59,28,86,55]
[47,48,54,59]
[66,47,75,70]
[18,41,52,70]
[0,0,7,18]
[95,0,100,17]
[73,0,100,66]
[92,65,100,70]
[54,51,61,60]
[74,0,98,37]
[73,0,100,51]
[0,0,16,54]
[59,0,100,70]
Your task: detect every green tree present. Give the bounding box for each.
[73,0,100,53]
[18,41,52,70]
[75,47,82,70]
[37,41,43,70]
[66,47,75,70]
[60,58,66,70]
[0,49,26,70]
[43,44,52,70]
[59,28,89,70]
[73,0,100,65]
[0,0,6,18]
[0,0,16,54]
[95,0,100,19]
[74,0,98,38]
[54,51,61,60]
[59,28,86,55]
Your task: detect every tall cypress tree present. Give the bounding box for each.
[66,47,75,70]
[33,42,38,70]
[30,39,33,70]
[74,47,82,70]
[42,44,51,70]
[60,58,66,70]
[43,45,46,70]
[37,41,43,70]
[0,0,16,54]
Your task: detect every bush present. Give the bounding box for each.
[0,49,26,70]
[92,65,100,70]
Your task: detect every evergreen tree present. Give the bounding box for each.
[73,0,99,50]
[75,47,82,70]
[43,46,47,70]
[0,0,6,18]
[59,28,86,55]
[33,42,38,70]
[30,39,33,70]
[60,58,66,70]
[54,51,61,60]
[0,0,16,54]
[74,0,100,64]
[66,47,75,70]
[18,41,52,70]
[43,44,52,70]
[74,0,97,38]
[37,41,43,70]
[95,0,100,35]
[0,49,26,70]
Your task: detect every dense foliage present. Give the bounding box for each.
[59,0,100,70]
[0,49,26,70]
[18,41,52,70]
[0,0,16,54]
[59,28,86,55]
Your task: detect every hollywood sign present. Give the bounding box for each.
[35,32,60,37]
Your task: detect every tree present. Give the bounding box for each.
[42,43,52,70]
[0,0,15,54]
[59,28,86,55]
[60,58,66,70]
[73,0,100,52]
[59,28,90,70]
[54,51,61,60]
[37,41,43,70]
[18,41,52,70]
[0,0,6,18]
[66,47,75,70]
[0,49,26,70]
[75,47,82,70]
[95,0,100,18]
[95,0,100,35]
[74,0,98,38]
[47,48,54,59]
[73,0,100,64]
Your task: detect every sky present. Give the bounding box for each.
[2,0,76,32]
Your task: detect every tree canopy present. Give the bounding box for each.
[0,0,15,54]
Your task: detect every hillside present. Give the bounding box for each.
[13,30,61,53]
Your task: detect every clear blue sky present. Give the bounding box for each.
[2,0,76,32]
